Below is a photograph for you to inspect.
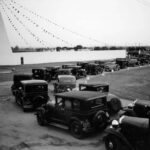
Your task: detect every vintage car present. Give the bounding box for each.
[45,66,60,80]
[79,83,122,114]
[11,74,32,96]
[32,68,49,81]
[104,115,150,150]
[119,99,150,118]
[127,58,140,67]
[137,54,150,65]
[62,64,87,79]
[14,80,49,111]
[36,91,110,138]
[85,63,103,75]
[57,68,72,76]
[116,58,129,69]
[103,62,120,72]
[53,75,76,93]
[77,62,89,69]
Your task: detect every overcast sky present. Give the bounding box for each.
[0,0,150,47]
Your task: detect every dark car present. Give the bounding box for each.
[116,58,129,69]
[138,54,150,65]
[119,99,150,118]
[11,74,32,96]
[45,66,60,80]
[36,91,109,138]
[14,80,49,111]
[53,75,76,93]
[32,68,50,81]
[77,62,89,69]
[85,63,103,75]
[62,64,86,79]
[79,83,122,114]
[104,115,150,150]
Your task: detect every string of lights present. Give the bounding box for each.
[8,0,108,46]
[2,0,48,47]
[4,0,74,46]
[0,2,29,46]
[9,3,73,46]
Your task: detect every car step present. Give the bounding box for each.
[49,122,68,130]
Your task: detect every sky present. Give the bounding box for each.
[0,0,150,47]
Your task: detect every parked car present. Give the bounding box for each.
[127,58,140,67]
[104,62,120,72]
[11,74,32,95]
[57,68,72,76]
[32,68,49,81]
[79,83,122,114]
[14,80,49,111]
[119,99,150,118]
[62,64,87,79]
[53,75,76,93]
[45,66,60,80]
[104,115,150,150]
[85,63,103,75]
[77,62,89,69]
[116,58,129,69]
[36,91,110,138]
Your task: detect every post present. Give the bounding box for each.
[21,57,24,65]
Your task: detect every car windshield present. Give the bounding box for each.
[25,85,47,92]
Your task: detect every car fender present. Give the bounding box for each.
[104,128,134,150]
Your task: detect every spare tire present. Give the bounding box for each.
[108,98,122,114]
[93,111,108,130]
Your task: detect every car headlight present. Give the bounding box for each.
[67,88,71,91]
[111,120,119,128]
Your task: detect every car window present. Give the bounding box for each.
[73,100,80,111]
[65,99,72,109]
[57,97,64,107]
[89,97,106,109]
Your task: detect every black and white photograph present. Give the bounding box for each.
[0,0,150,150]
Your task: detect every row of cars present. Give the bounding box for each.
[11,73,122,139]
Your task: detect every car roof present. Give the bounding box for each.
[79,83,109,87]
[58,75,76,79]
[21,80,47,85]
[55,91,106,101]
[58,68,72,71]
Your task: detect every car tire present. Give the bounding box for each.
[108,98,122,114]
[93,111,108,131]
[70,120,84,139]
[104,134,126,150]
[36,109,47,126]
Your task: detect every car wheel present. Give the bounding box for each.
[108,98,122,114]
[36,109,47,126]
[93,111,108,131]
[70,120,84,139]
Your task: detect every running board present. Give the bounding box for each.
[48,122,69,130]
